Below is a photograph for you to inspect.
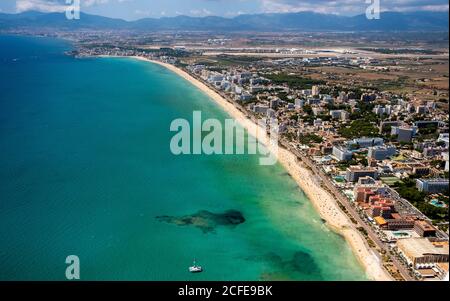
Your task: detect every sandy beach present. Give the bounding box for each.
[129,56,392,281]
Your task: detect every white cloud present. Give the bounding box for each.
[16,0,67,13]
[224,10,246,17]
[84,0,110,7]
[260,0,449,15]
[134,9,151,16]
[13,0,450,17]
[16,0,133,13]
[189,8,213,16]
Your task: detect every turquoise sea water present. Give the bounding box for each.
[0,35,367,280]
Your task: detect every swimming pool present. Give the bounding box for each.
[430,199,446,208]
[393,232,410,238]
[334,176,345,183]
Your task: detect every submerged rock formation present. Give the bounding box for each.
[156,209,245,233]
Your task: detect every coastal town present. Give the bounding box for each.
[66,36,450,281]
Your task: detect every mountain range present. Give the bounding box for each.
[0,11,448,32]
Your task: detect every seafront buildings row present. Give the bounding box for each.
[72,46,449,281]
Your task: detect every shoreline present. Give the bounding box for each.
[107,55,392,281]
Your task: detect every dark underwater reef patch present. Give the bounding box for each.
[156,210,245,233]
[244,251,323,281]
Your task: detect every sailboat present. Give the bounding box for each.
[189,259,203,273]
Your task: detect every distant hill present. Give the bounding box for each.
[0,11,128,30]
[0,11,448,32]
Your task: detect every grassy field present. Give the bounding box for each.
[380,177,403,186]
[304,58,449,102]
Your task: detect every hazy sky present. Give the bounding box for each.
[0,0,448,20]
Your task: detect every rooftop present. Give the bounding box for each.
[374,216,387,226]
[415,220,435,231]
[397,238,449,258]
[347,166,377,172]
